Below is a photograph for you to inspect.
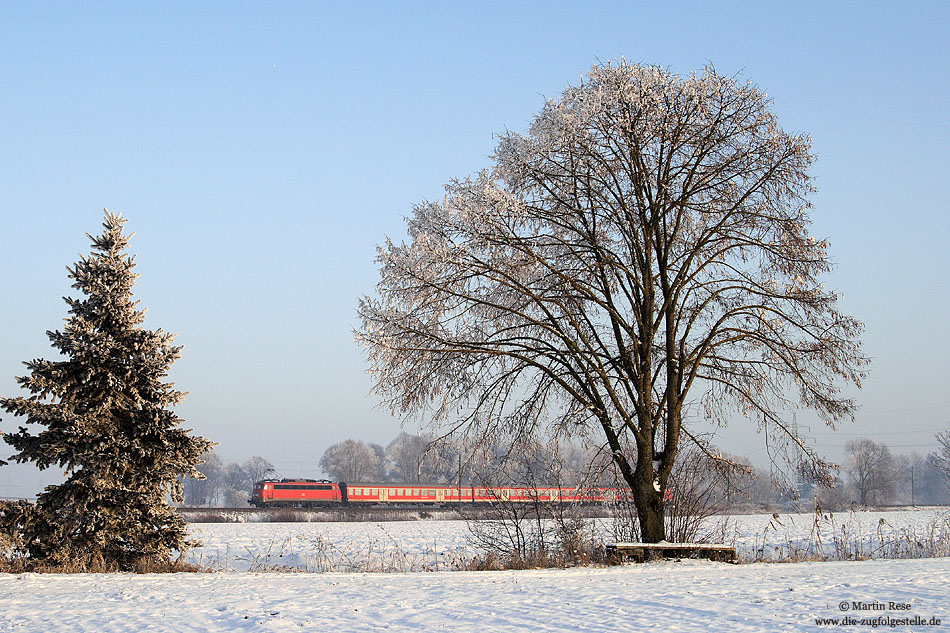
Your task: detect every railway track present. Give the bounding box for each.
[174,505,472,522]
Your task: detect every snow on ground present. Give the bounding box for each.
[2,510,948,632]
[729,508,950,561]
[184,508,950,571]
[186,520,476,572]
[2,558,948,632]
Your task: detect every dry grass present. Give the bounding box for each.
[191,525,469,574]
[0,551,208,574]
[745,505,950,563]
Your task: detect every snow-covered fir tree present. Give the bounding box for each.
[0,211,213,571]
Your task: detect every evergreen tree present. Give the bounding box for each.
[0,211,213,571]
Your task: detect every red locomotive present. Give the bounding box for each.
[249,479,626,508]
[250,479,343,507]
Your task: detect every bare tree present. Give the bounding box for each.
[845,438,897,506]
[183,452,223,507]
[368,443,389,481]
[242,456,275,485]
[386,432,429,483]
[357,61,867,542]
[933,430,950,495]
[319,439,379,482]
[181,453,274,507]
[386,432,458,483]
[222,463,250,507]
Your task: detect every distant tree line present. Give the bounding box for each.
[181,454,274,507]
[836,438,947,508]
[318,433,465,485]
[183,431,950,510]
[706,437,949,512]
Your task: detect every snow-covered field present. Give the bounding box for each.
[183,508,950,571]
[2,509,948,632]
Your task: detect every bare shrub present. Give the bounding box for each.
[603,445,743,544]
[465,439,605,569]
[664,447,746,543]
[604,483,641,544]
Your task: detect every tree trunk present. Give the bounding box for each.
[624,450,666,544]
[634,481,666,543]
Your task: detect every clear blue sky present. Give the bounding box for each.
[1,1,948,496]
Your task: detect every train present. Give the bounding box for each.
[249,478,626,508]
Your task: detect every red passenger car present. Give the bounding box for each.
[343,483,473,505]
[249,479,638,508]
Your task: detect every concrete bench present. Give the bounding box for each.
[606,542,737,563]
